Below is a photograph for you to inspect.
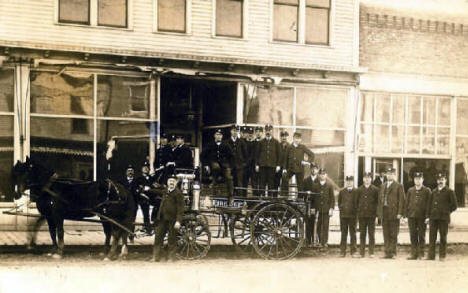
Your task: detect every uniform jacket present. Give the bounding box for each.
[372,176,386,188]
[405,186,431,219]
[173,144,193,169]
[155,145,173,169]
[242,138,255,167]
[201,141,233,167]
[278,141,290,169]
[315,181,335,212]
[120,176,138,197]
[356,184,379,218]
[255,136,281,168]
[283,143,315,173]
[156,187,185,222]
[338,188,357,218]
[303,175,319,205]
[427,186,457,221]
[377,181,405,220]
[226,137,247,169]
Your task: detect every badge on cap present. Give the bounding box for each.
[386,167,396,173]
[215,129,223,135]
[436,172,447,179]
[126,164,134,170]
[413,172,423,178]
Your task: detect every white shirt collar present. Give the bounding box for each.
[364,184,370,188]
[320,180,326,185]
[216,141,221,145]
[293,143,298,147]
[231,136,237,142]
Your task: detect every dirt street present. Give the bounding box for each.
[1,247,467,293]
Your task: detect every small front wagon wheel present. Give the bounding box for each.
[175,213,211,260]
[250,203,304,260]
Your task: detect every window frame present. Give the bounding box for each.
[212,0,248,39]
[270,0,333,47]
[153,0,192,35]
[55,0,133,30]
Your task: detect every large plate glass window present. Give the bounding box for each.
[0,69,15,202]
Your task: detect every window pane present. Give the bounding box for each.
[97,75,151,119]
[374,125,389,153]
[300,129,344,148]
[98,0,127,27]
[31,71,93,116]
[158,0,186,32]
[306,0,330,8]
[97,120,151,180]
[438,127,450,155]
[358,124,372,153]
[392,95,405,124]
[438,98,451,126]
[457,98,468,135]
[216,0,243,37]
[408,95,421,124]
[245,86,294,125]
[422,96,436,125]
[305,7,329,44]
[407,126,420,154]
[422,126,435,154]
[0,116,14,202]
[30,117,93,179]
[296,87,347,128]
[375,94,390,123]
[391,126,404,153]
[59,0,90,24]
[0,69,14,112]
[273,3,298,42]
[360,93,373,122]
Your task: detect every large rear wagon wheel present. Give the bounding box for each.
[176,213,211,260]
[250,203,304,260]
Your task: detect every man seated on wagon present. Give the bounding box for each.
[152,174,185,262]
[135,161,156,234]
[201,128,235,203]
[173,134,194,172]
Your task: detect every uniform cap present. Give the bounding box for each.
[175,134,184,139]
[230,124,240,131]
[126,164,134,170]
[293,132,302,138]
[167,174,177,180]
[214,129,223,135]
[310,162,318,169]
[386,167,396,173]
[169,134,176,141]
[255,126,264,132]
[363,171,373,178]
[142,161,150,167]
[436,172,447,179]
[318,168,327,174]
[160,133,168,139]
[240,126,248,132]
[280,130,289,137]
[247,127,254,134]
[413,172,424,178]
[345,175,354,181]
[264,124,273,131]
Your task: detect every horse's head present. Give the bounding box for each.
[11,157,34,199]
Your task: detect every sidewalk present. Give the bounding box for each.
[0,227,467,247]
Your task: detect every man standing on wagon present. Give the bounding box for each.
[226,125,247,197]
[152,174,185,262]
[255,124,281,197]
[136,161,156,234]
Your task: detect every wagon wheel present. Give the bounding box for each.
[250,203,305,260]
[229,202,263,253]
[175,213,211,260]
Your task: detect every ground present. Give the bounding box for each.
[1,246,467,293]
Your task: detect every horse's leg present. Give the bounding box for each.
[56,218,65,258]
[45,217,58,257]
[102,221,112,255]
[119,230,128,260]
[104,226,119,261]
[27,216,45,251]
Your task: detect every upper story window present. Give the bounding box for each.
[58,0,129,28]
[273,0,330,45]
[157,0,187,33]
[215,0,244,38]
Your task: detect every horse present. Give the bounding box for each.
[11,157,136,260]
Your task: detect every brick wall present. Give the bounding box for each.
[360,4,468,78]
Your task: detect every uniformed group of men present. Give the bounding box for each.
[336,168,458,261]
[200,124,315,202]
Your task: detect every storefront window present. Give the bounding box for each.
[439,98,451,126]
[408,95,421,124]
[407,126,420,154]
[391,126,404,153]
[0,69,15,202]
[97,75,151,119]
[374,125,389,153]
[392,95,405,123]
[438,127,450,155]
[295,87,347,128]
[358,124,372,153]
[422,126,435,154]
[423,96,436,125]
[31,72,93,116]
[375,94,390,123]
[456,138,468,207]
[244,86,294,125]
[360,93,373,122]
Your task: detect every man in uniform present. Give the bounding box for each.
[356,172,379,258]
[226,125,247,197]
[152,174,184,262]
[303,162,319,247]
[377,167,405,259]
[121,165,138,242]
[173,134,193,171]
[154,133,173,184]
[251,126,263,196]
[281,132,314,195]
[372,170,386,188]
[405,172,431,260]
[316,168,335,249]
[241,126,255,196]
[135,161,155,234]
[255,124,281,197]
[338,175,357,257]
[426,172,457,261]
[201,129,234,202]
[274,130,290,191]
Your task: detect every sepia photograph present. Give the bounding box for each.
[0,0,467,292]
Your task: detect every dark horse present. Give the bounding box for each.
[11,157,136,260]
